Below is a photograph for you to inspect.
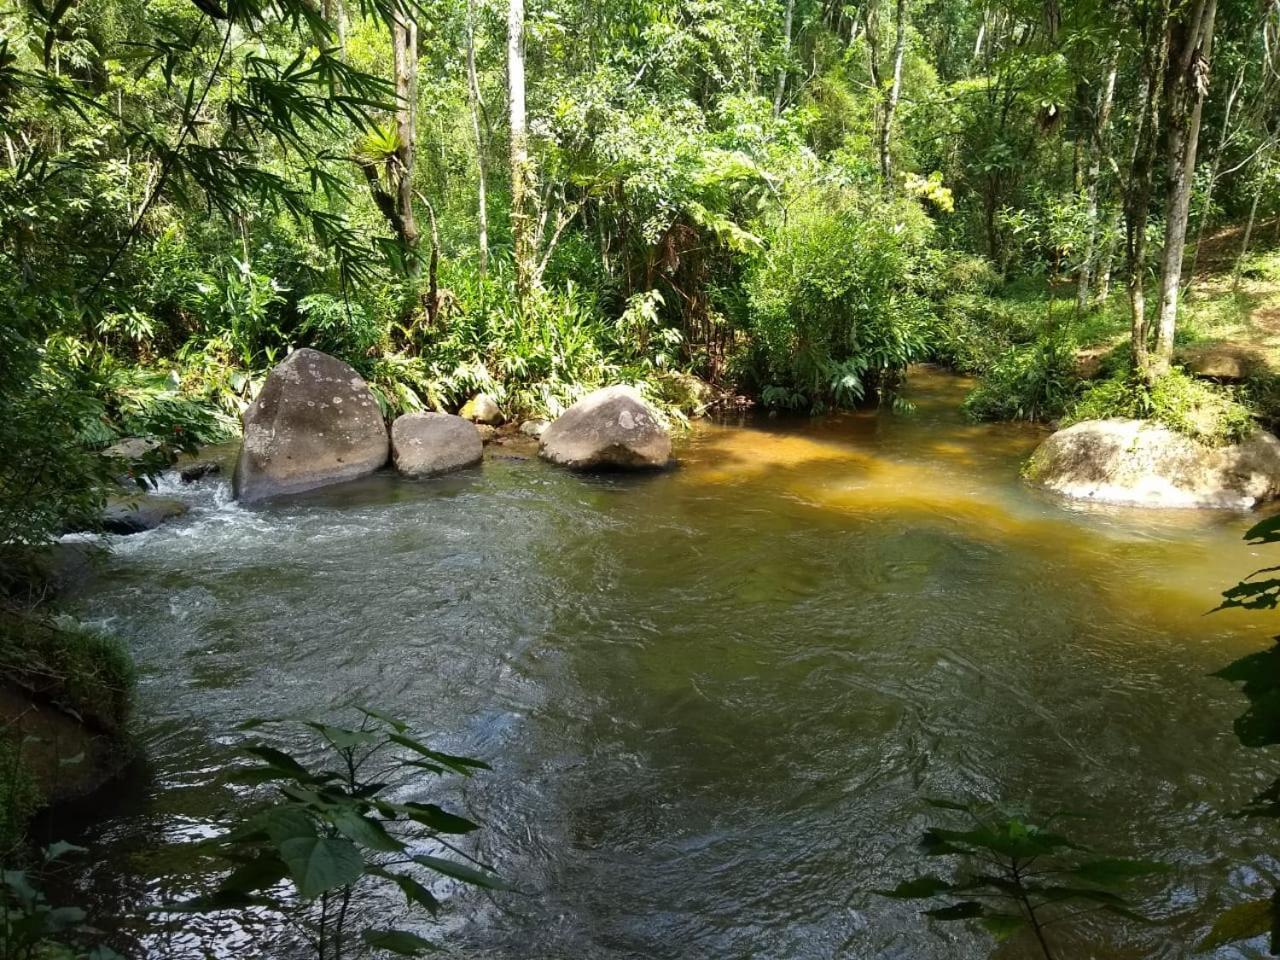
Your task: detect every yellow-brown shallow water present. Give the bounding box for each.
[63,367,1280,958]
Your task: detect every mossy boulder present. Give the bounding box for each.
[234,348,389,503]
[1025,418,1280,509]
[539,385,672,470]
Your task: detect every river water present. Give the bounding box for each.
[64,367,1280,959]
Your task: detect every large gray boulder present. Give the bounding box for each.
[234,349,388,503]
[539,385,671,470]
[391,412,483,478]
[1025,418,1280,509]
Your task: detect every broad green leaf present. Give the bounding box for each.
[1068,858,1169,886]
[924,901,986,920]
[242,744,316,781]
[219,854,289,894]
[303,721,380,750]
[357,706,408,732]
[388,735,490,774]
[370,867,441,915]
[1198,898,1275,951]
[978,914,1025,941]
[327,808,405,853]
[396,802,479,835]
[412,855,510,890]
[278,836,364,899]
[361,928,437,955]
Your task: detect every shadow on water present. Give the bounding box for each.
[63,366,1280,959]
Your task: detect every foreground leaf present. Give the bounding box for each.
[278,836,364,899]
[1198,897,1275,952]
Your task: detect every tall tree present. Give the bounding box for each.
[1076,40,1120,312]
[466,0,489,276]
[1150,0,1219,375]
[508,0,534,305]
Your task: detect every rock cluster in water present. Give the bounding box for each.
[1025,418,1280,509]
[228,351,673,502]
[233,348,389,503]
[539,385,671,469]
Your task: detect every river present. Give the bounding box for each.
[62,367,1280,959]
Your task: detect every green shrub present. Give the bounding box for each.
[743,189,934,412]
[962,331,1081,422]
[1066,367,1255,446]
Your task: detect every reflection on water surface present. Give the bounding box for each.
[65,366,1280,958]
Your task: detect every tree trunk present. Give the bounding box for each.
[1151,0,1219,375]
[773,0,796,115]
[508,0,535,305]
[1185,63,1243,290]
[1075,41,1120,313]
[1124,12,1169,376]
[878,0,907,185]
[1235,175,1264,286]
[392,9,420,275]
[466,0,489,277]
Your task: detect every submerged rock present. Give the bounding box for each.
[391,412,483,478]
[539,385,671,470]
[1025,418,1280,509]
[234,348,389,503]
[101,494,188,534]
[460,393,504,425]
[179,460,221,483]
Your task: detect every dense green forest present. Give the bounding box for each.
[10,0,1280,956]
[4,0,1279,542]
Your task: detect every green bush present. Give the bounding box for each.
[1066,367,1256,446]
[962,331,1081,422]
[742,189,934,412]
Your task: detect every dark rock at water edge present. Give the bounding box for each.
[179,459,221,483]
[101,495,188,534]
[234,348,389,503]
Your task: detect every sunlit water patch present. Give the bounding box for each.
[60,367,1280,958]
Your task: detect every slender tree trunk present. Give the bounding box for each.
[508,0,534,305]
[1076,42,1120,313]
[1235,175,1264,286]
[1152,0,1219,375]
[773,0,796,115]
[466,0,489,277]
[878,0,907,185]
[1186,63,1244,289]
[392,9,421,275]
[1124,13,1169,376]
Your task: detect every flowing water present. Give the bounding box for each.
[62,367,1280,959]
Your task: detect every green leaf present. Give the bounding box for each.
[278,836,364,899]
[43,840,86,862]
[219,854,289,894]
[356,706,408,732]
[303,721,380,750]
[875,876,954,899]
[242,744,316,781]
[388,734,490,774]
[361,928,437,955]
[370,868,441,915]
[924,900,986,920]
[396,802,479,835]
[327,808,405,853]
[411,855,510,890]
[978,913,1025,941]
[1198,898,1275,951]
[1067,858,1169,886]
